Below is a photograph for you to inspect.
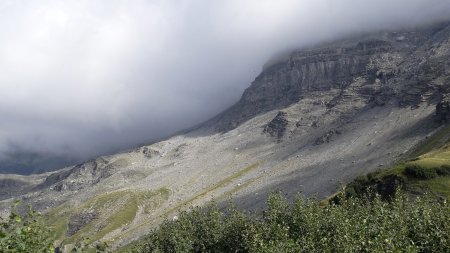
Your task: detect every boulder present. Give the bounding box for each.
[263,111,288,139]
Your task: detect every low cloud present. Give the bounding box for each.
[1,0,449,172]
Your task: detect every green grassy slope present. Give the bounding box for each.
[45,188,170,249]
[344,124,450,199]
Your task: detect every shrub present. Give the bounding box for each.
[436,165,450,176]
[135,192,450,253]
[404,164,438,179]
[343,173,403,200]
[344,175,374,198]
[0,201,55,253]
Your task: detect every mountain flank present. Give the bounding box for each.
[1,21,450,249]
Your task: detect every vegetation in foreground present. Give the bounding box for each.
[0,201,54,253]
[127,192,449,253]
[3,190,449,253]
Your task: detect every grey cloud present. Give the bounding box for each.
[1,0,449,173]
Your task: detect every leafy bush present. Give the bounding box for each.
[343,173,403,200]
[0,201,55,253]
[404,164,438,179]
[436,165,450,176]
[68,237,111,253]
[344,175,375,197]
[133,192,450,253]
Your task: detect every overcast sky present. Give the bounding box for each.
[1,0,450,169]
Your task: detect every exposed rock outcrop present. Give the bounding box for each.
[315,129,342,145]
[36,157,112,192]
[141,147,160,158]
[67,211,98,236]
[263,111,288,139]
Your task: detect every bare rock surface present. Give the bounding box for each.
[263,111,288,139]
[67,211,98,236]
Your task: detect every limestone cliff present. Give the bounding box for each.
[216,22,450,132]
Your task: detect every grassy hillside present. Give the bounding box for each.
[45,188,170,251]
[343,124,450,200]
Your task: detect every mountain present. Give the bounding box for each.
[0,151,79,175]
[1,21,450,250]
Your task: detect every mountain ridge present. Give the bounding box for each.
[214,21,450,132]
[1,21,449,249]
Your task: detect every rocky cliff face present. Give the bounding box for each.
[35,157,113,192]
[216,22,450,132]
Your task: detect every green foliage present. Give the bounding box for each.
[343,173,404,200]
[405,164,438,179]
[68,237,111,253]
[343,151,450,199]
[0,201,55,253]
[131,192,450,253]
[436,165,450,176]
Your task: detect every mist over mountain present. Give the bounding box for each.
[1,0,450,174]
[2,20,450,249]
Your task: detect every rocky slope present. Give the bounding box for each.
[1,21,449,249]
[215,22,450,131]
